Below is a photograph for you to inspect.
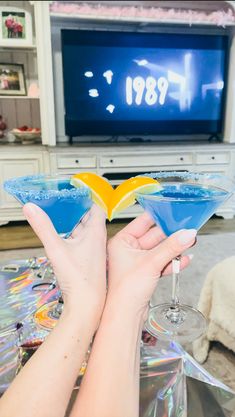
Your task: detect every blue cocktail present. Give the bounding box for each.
[4,175,92,236]
[137,183,229,236]
[136,172,234,342]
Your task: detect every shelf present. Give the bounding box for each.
[0,45,37,51]
[0,96,39,99]
[50,12,235,28]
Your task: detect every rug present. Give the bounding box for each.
[152,232,235,308]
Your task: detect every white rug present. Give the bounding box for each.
[152,232,235,308]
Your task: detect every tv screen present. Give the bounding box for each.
[61,29,228,139]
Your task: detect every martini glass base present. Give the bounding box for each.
[145,303,207,344]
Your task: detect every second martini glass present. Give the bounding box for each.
[136,171,234,343]
[4,174,92,323]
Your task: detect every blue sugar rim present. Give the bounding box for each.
[138,171,228,181]
[135,171,234,202]
[4,175,91,200]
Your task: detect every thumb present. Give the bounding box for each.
[146,229,197,275]
[23,203,62,253]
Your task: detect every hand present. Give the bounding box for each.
[107,212,196,317]
[23,203,107,321]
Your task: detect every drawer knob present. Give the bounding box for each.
[75,159,79,164]
[110,159,114,163]
[180,157,184,161]
[211,156,215,160]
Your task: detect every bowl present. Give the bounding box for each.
[11,129,41,144]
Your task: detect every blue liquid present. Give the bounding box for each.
[6,178,92,235]
[137,183,229,236]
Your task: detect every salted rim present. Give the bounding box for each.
[135,171,235,202]
[4,175,91,199]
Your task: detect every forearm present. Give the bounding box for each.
[71,295,144,417]
[0,305,97,417]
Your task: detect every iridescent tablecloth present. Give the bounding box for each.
[0,258,235,415]
[140,342,235,417]
[0,258,58,392]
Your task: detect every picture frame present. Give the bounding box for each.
[0,63,26,96]
[0,6,33,47]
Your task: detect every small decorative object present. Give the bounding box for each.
[28,82,40,98]
[0,114,7,138]
[50,1,235,27]
[0,6,33,47]
[11,125,41,144]
[0,63,26,96]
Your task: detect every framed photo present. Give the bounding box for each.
[0,63,26,96]
[0,6,33,47]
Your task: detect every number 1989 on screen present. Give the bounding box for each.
[126,76,169,106]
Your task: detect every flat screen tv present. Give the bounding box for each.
[61,29,228,140]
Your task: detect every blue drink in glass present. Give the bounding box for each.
[4,175,92,236]
[135,171,234,343]
[137,183,229,236]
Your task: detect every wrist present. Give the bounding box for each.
[61,297,103,332]
[104,290,145,326]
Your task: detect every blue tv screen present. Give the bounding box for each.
[61,29,228,138]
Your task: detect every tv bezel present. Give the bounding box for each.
[61,29,229,138]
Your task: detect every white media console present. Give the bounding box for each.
[1,141,235,225]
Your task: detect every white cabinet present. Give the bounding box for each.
[0,147,48,224]
[49,142,235,220]
[0,142,234,225]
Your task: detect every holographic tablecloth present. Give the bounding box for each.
[0,259,235,415]
[0,258,58,331]
[140,341,235,417]
[0,258,58,392]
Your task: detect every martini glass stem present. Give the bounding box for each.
[171,256,181,308]
[165,255,185,324]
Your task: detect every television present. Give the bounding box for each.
[61,29,229,140]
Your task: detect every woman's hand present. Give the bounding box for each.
[23,203,107,321]
[107,212,196,317]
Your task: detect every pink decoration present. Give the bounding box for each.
[28,83,40,98]
[50,2,235,26]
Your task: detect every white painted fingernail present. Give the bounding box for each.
[24,203,40,217]
[188,254,194,260]
[177,229,197,245]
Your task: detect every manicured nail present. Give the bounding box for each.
[188,254,194,260]
[178,229,197,245]
[24,203,40,217]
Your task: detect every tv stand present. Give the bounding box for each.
[48,141,235,220]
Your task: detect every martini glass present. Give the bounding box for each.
[4,174,92,321]
[135,171,234,343]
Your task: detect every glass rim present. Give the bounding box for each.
[4,174,91,198]
[135,171,235,202]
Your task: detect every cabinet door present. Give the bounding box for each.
[0,158,42,208]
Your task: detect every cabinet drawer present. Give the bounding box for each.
[100,153,193,168]
[57,155,97,169]
[1,158,42,208]
[196,152,230,165]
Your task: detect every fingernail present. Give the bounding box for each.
[24,203,40,217]
[178,229,197,245]
[188,253,194,260]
